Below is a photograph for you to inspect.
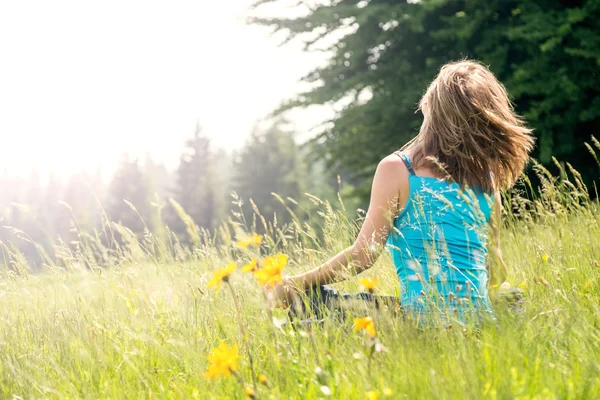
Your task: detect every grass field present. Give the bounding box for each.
[1,160,600,399]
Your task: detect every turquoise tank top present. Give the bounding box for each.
[386,153,495,321]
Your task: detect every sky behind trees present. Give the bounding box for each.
[0,0,330,179]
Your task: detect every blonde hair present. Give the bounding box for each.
[403,60,534,192]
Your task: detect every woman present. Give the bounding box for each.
[273,60,534,322]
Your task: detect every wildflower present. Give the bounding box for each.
[244,386,256,399]
[518,281,527,289]
[241,258,258,273]
[204,341,240,380]
[541,253,549,262]
[383,387,393,396]
[207,262,237,292]
[358,277,380,293]
[258,373,268,385]
[366,390,379,400]
[237,233,262,249]
[254,253,288,288]
[354,316,376,337]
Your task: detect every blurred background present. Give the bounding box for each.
[1,0,599,269]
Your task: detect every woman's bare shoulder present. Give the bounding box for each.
[374,153,411,187]
[379,153,409,172]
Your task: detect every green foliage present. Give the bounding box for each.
[251,0,600,202]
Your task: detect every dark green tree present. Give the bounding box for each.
[251,0,600,202]
[173,121,215,231]
[211,148,235,227]
[57,171,104,237]
[107,155,152,233]
[232,120,307,228]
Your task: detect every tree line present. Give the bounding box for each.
[3,0,599,269]
[0,120,350,270]
[251,0,600,200]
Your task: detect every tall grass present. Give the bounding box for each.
[1,143,600,399]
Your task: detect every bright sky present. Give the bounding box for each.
[0,0,330,179]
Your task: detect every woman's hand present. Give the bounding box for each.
[266,277,299,308]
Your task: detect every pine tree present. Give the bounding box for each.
[173,121,215,232]
[232,120,307,229]
[251,0,600,201]
[107,155,152,234]
[211,148,234,229]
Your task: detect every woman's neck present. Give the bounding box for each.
[403,145,446,179]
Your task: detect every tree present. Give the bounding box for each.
[56,170,105,240]
[144,154,173,201]
[0,170,64,270]
[251,0,600,202]
[0,171,45,270]
[232,120,307,228]
[107,155,152,233]
[211,148,235,228]
[173,121,215,232]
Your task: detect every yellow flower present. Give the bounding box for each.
[354,316,376,337]
[244,386,256,399]
[207,262,237,292]
[241,258,258,273]
[383,387,393,396]
[258,373,268,385]
[237,233,263,249]
[366,390,379,400]
[359,277,380,292]
[518,281,527,289]
[203,341,240,380]
[254,253,288,288]
[541,253,549,262]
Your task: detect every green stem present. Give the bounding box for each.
[262,291,282,364]
[367,341,375,378]
[231,370,256,399]
[227,280,258,391]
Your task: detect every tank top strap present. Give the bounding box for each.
[393,151,415,176]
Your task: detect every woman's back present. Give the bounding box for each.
[274,60,534,325]
[387,153,494,320]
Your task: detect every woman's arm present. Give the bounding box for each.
[271,155,408,306]
[488,191,508,287]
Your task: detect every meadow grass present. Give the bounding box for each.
[1,159,600,399]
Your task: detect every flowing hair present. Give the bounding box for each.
[403,60,535,192]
